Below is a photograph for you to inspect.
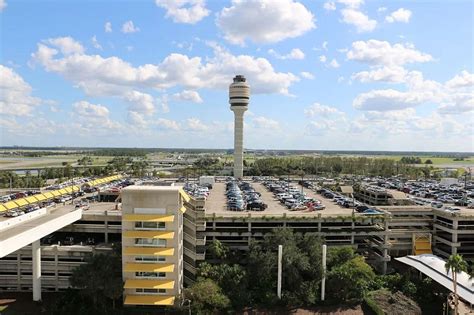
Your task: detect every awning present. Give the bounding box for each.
[25,196,39,203]
[50,190,62,197]
[4,201,18,210]
[14,198,29,207]
[122,214,175,222]
[124,279,175,290]
[124,295,175,306]
[396,255,474,304]
[64,187,73,193]
[34,194,47,201]
[123,247,174,256]
[0,204,7,212]
[58,189,68,195]
[124,263,174,273]
[42,192,54,199]
[123,231,175,239]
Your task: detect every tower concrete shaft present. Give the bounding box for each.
[229,75,250,179]
[231,107,246,178]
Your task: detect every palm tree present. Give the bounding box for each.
[445,253,468,315]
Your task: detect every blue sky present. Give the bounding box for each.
[0,0,473,151]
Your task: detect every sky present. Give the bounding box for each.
[0,0,473,152]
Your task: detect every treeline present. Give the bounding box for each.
[246,156,422,178]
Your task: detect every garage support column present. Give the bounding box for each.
[32,240,42,301]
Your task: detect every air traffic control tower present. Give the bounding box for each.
[229,75,250,178]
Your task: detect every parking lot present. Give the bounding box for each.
[204,182,356,217]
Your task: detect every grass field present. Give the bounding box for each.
[373,155,474,166]
[0,155,113,170]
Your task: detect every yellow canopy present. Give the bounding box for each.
[124,295,174,306]
[124,263,174,273]
[64,187,73,193]
[71,185,80,191]
[14,198,29,207]
[122,214,174,222]
[123,231,174,239]
[0,204,7,212]
[123,247,174,256]
[4,201,18,210]
[58,189,68,195]
[25,196,39,203]
[50,190,62,197]
[124,279,175,290]
[42,192,54,199]
[35,194,47,201]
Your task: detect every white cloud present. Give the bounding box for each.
[347,40,433,66]
[304,103,344,117]
[0,0,6,12]
[45,37,85,55]
[104,21,112,33]
[156,118,180,130]
[352,66,408,83]
[353,89,428,111]
[186,117,208,131]
[353,70,474,114]
[341,8,377,33]
[338,0,363,9]
[32,37,299,96]
[216,0,315,45]
[329,59,340,68]
[319,55,327,63]
[377,7,387,13]
[323,1,336,11]
[252,116,280,130]
[73,100,110,118]
[445,70,474,89]
[0,65,43,116]
[268,48,305,60]
[155,0,209,24]
[300,72,315,80]
[91,35,102,50]
[173,90,203,103]
[121,20,140,34]
[127,111,147,127]
[385,8,412,23]
[124,91,155,115]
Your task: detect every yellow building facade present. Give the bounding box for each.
[121,185,188,307]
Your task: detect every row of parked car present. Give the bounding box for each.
[183,183,211,199]
[316,188,382,214]
[226,181,267,211]
[0,190,41,203]
[368,177,474,210]
[263,180,324,211]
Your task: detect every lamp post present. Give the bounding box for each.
[277,245,282,299]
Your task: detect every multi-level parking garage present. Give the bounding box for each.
[1,176,474,303]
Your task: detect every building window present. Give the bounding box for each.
[135,238,166,247]
[135,222,166,230]
[135,272,166,278]
[135,288,167,295]
[135,256,166,263]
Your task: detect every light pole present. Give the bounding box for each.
[277,245,282,299]
[321,244,327,301]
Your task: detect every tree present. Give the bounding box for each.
[425,159,433,164]
[70,252,122,311]
[445,254,468,315]
[327,256,375,302]
[198,262,249,309]
[184,278,231,314]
